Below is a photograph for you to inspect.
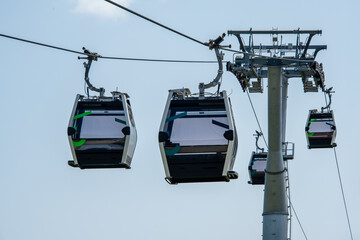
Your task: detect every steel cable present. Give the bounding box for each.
[287,194,309,240]
[104,0,207,47]
[333,148,354,240]
[245,88,268,149]
[0,33,86,55]
[0,33,220,63]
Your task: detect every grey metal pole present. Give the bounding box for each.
[262,66,288,240]
[281,76,291,239]
[281,76,288,143]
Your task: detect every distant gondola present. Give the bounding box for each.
[67,91,137,169]
[248,152,267,185]
[158,89,238,184]
[248,141,294,185]
[305,109,336,149]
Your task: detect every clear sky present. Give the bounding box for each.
[0,0,359,239]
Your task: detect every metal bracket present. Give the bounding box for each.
[170,88,191,100]
[78,47,105,97]
[199,33,230,96]
[311,61,326,91]
[321,87,334,112]
[282,142,295,160]
[254,130,265,153]
[265,168,287,175]
[226,29,327,93]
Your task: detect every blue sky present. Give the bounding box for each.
[0,0,359,239]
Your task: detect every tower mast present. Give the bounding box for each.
[227,29,326,239]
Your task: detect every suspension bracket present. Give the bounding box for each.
[199,34,227,96]
[78,47,105,97]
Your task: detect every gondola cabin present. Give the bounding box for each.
[248,152,267,185]
[305,109,336,149]
[67,92,137,169]
[158,89,238,184]
[248,142,294,185]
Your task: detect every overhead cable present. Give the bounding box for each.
[246,88,268,149]
[333,148,354,240]
[104,0,208,47]
[0,33,86,56]
[103,0,313,64]
[100,56,219,63]
[0,33,314,65]
[322,88,353,238]
[286,162,308,240]
[287,194,309,240]
[0,33,219,63]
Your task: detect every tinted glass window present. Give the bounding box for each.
[168,111,228,146]
[252,159,266,172]
[308,118,334,133]
[77,110,126,139]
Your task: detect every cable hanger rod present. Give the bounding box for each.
[104,0,208,47]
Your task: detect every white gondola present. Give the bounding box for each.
[305,109,336,149]
[67,91,137,169]
[158,89,238,184]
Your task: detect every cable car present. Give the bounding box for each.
[248,152,267,185]
[248,144,294,185]
[248,131,267,185]
[248,130,294,185]
[158,89,238,184]
[305,109,336,149]
[67,91,137,169]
